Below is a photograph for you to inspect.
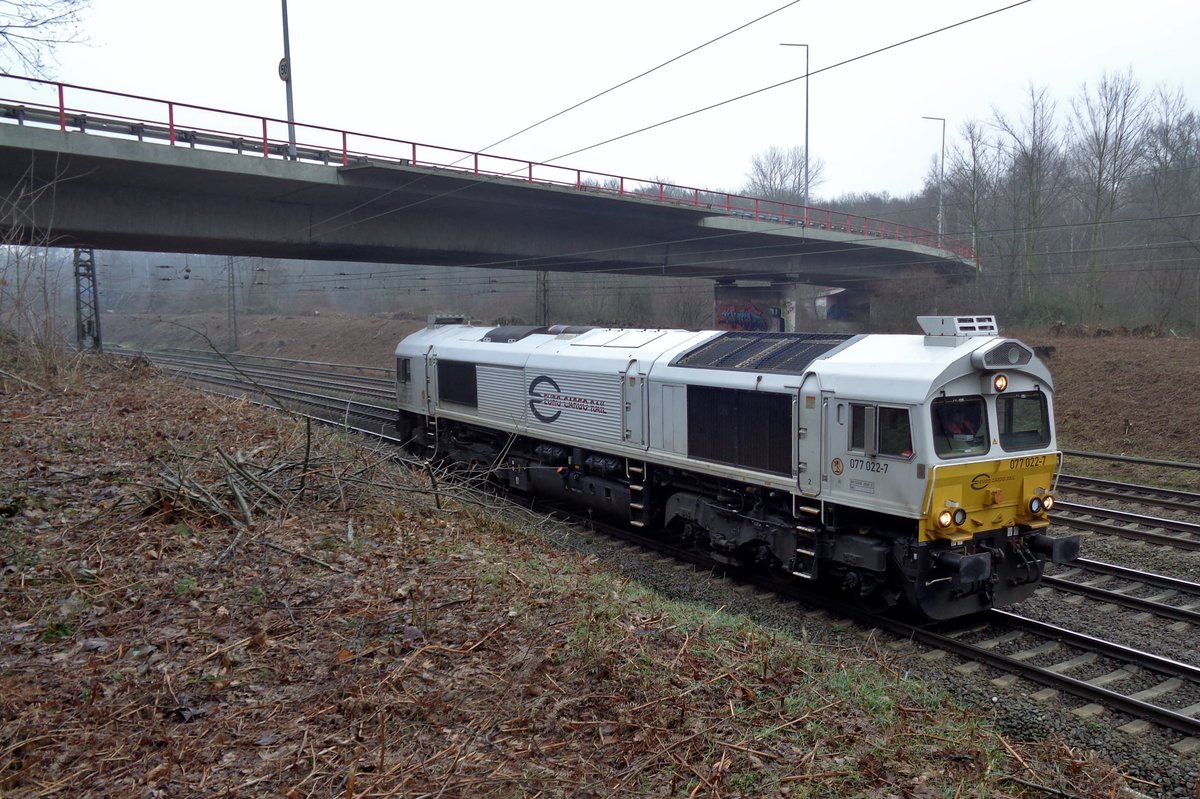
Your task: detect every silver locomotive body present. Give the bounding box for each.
[395,316,1078,619]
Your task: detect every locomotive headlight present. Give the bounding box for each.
[936,510,954,529]
[953,508,967,526]
[1029,497,1043,514]
[993,374,1008,392]
[1042,494,1055,512]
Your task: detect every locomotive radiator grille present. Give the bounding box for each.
[672,331,853,375]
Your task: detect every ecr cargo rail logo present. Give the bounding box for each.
[528,376,608,423]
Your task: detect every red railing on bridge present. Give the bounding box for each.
[0,74,975,261]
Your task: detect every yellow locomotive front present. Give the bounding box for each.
[904,345,1079,618]
[813,317,1080,619]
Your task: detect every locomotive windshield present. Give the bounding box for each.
[997,391,1051,451]
[932,397,988,458]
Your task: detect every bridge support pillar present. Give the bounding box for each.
[713,281,872,331]
[818,287,872,325]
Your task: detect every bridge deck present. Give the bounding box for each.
[0,75,978,286]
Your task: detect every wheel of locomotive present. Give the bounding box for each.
[841,567,902,615]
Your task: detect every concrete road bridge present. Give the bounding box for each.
[0,75,977,324]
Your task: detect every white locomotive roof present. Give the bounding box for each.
[815,333,1026,403]
[396,324,718,371]
[397,325,1049,405]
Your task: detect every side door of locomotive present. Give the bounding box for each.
[796,372,824,496]
[622,359,648,447]
[422,347,437,417]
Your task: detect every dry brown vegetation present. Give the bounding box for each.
[1014,328,1200,490]
[0,345,1133,797]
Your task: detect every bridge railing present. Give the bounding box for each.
[0,73,975,261]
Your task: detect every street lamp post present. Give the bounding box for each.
[780,43,809,209]
[922,116,945,246]
[280,0,297,160]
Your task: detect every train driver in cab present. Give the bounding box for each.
[934,399,987,457]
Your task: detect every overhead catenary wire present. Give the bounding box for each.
[305,0,1033,243]
[307,0,809,236]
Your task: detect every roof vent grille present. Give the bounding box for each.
[917,315,998,337]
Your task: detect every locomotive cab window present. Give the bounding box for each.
[397,357,411,384]
[849,403,913,458]
[932,397,989,458]
[997,391,1050,451]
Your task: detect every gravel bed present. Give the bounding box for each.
[1016,587,1200,665]
[527,518,1200,798]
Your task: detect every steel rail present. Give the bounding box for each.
[158,360,394,402]
[1063,449,1200,472]
[139,346,393,378]
[165,368,397,430]
[1050,514,1200,550]
[115,346,395,389]
[1066,558,1200,592]
[1040,576,1200,625]
[1054,500,1200,536]
[1057,474,1200,513]
[137,350,395,401]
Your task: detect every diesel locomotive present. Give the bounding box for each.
[394,315,1079,619]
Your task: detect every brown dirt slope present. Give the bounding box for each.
[1014,329,1200,489]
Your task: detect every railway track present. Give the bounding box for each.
[128,347,1200,739]
[909,610,1200,738]
[1050,500,1200,550]
[1058,474,1200,515]
[113,346,395,401]
[1041,558,1200,625]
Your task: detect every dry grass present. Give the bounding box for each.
[0,347,1133,797]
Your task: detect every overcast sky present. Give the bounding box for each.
[33,0,1200,201]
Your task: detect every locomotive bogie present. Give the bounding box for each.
[394,317,1079,619]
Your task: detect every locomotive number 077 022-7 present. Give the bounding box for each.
[1007,455,1047,470]
[847,458,888,474]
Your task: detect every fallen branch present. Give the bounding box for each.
[0,367,47,392]
[257,539,342,572]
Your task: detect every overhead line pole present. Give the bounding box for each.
[780,43,810,208]
[922,116,946,247]
[280,0,297,160]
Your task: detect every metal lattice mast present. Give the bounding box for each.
[73,248,102,351]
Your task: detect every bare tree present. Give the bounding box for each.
[945,122,999,261]
[1,160,74,371]
[744,145,825,203]
[1067,69,1150,320]
[1130,89,1200,327]
[992,85,1070,312]
[1,1,90,76]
